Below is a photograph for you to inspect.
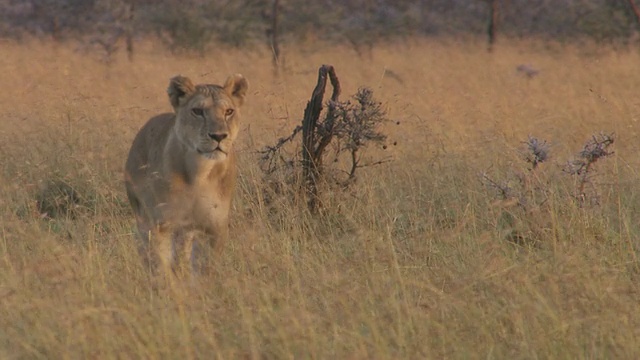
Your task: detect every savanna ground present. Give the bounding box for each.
[0,37,639,358]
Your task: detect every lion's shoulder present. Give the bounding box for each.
[125,113,175,176]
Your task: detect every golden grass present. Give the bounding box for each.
[1,37,639,358]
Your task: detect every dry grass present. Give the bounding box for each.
[1,37,639,358]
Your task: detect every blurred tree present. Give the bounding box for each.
[88,0,136,63]
[265,0,281,71]
[485,0,499,51]
[626,0,640,26]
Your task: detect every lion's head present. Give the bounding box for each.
[167,74,248,161]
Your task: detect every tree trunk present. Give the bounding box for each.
[124,3,135,62]
[301,65,341,212]
[487,0,499,51]
[269,0,281,71]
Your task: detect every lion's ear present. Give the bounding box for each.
[167,75,196,110]
[223,74,248,107]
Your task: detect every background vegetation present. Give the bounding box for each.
[0,1,639,357]
[1,0,640,53]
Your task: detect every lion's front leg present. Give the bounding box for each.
[187,217,229,275]
[173,228,204,276]
[144,222,177,285]
[134,216,154,271]
[206,215,229,255]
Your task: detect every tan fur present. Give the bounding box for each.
[124,74,248,279]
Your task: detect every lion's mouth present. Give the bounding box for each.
[197,147,227,158]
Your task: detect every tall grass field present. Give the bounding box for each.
[1,38,639,358]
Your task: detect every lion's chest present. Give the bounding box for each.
[191,188,228,221]
[168,176,229,231]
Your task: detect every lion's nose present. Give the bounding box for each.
[208,132,228,142]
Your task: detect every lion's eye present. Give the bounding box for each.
[225,108,235,117]
[192,108,204,117]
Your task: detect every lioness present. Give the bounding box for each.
[124,74,248,279]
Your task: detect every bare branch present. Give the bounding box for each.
[563,132,615,206]
[261,64,390,213]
